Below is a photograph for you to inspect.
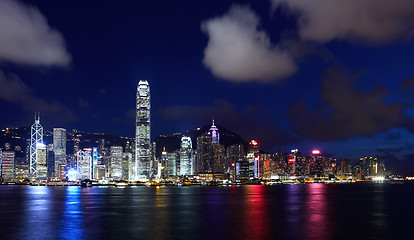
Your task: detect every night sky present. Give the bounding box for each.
[1,0,414,174]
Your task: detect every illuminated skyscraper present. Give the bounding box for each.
[36,143,47,180]
[136,80,151,180]
[209,119,219,144]
[247,140,259,178]
[1,151,14,181]
[77,148,92,180]
[110,146,123,180]
[53,128,66,177]
[309,150,324,177]
[180,136,193,175]
[166,152,177,177]
[92,147,98,179]
[30,112,43,179]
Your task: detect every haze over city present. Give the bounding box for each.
[1,0,414,174]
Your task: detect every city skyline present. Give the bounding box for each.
[1,0,414,173]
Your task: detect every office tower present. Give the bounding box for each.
[180,136,193,175]
[122,152,132,180]
[196,132,212,173]
[166,152,177,177]
[150,141,157,178]
[212,144,225,173]
[287,149,297,175]
[46,144,55,179]
[36,143,47,180]
[77,148,92,180]
[247,140,259,178]
[324,157,337,176]
[30,112,43,179]
[53,128,66,177]
[92,147,98,179]
[339,158,352,176]
[110,146,123,180]
[263,159,276,179]
[196,120,224,174]
[309,150,324,177]
[1,151,15,181]
[136,80,151,180]
[128,151,136,181]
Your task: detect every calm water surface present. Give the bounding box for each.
[0,183,413,240]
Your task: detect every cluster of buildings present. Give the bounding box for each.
[0,80,388,183]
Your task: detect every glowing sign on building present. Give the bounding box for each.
[312,150,321,155]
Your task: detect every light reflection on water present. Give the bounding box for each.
[305,184,332,240]
[59,186,84,240]
[1,184,413,240]
[21,186,56,240]
[243,185,271,240]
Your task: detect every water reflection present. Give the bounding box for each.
[369,185,390,239]
[59,186,85,240]
[305,184,331,240]
[174,187,199,239]
[21,186,57,240]
[243,185,271,240]
[150,187,172,240]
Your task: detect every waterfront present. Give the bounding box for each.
[0,183,413,240]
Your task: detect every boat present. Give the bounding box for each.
[80,179,93,187]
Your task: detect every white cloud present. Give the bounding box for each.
[201,5,297,82]
[272,0,414,44]
[0,0,71,66]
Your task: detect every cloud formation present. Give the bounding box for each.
[159,99,299,149]
[0,70,77,124]
[288,68,412,141]
[272,0,414,44]
[0,0,71,66]
[201,5,297,82]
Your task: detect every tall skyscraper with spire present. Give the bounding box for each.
[30,112,43,179]
[136,80,151,180]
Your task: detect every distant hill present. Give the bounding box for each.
[153,124,248,158]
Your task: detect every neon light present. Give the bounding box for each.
[251,140,258,146]
[312,150,320,155]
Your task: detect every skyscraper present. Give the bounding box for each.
[36,143,47,180]
[136,80,151,180]
[53,128,66,178]
[1,151,14,181]
[110,146,123,180]
[77,148,92,180]
[180,136,193,175]
[30,112,43,179]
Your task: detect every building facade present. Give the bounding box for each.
[77,148,92,180]
[136,80,151,180]
[180,136,193,175]
[30,113,43,179]
[36,143,47,180]
[110,146,123,180]
[53,128,66,178]
[1,151,15,181]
